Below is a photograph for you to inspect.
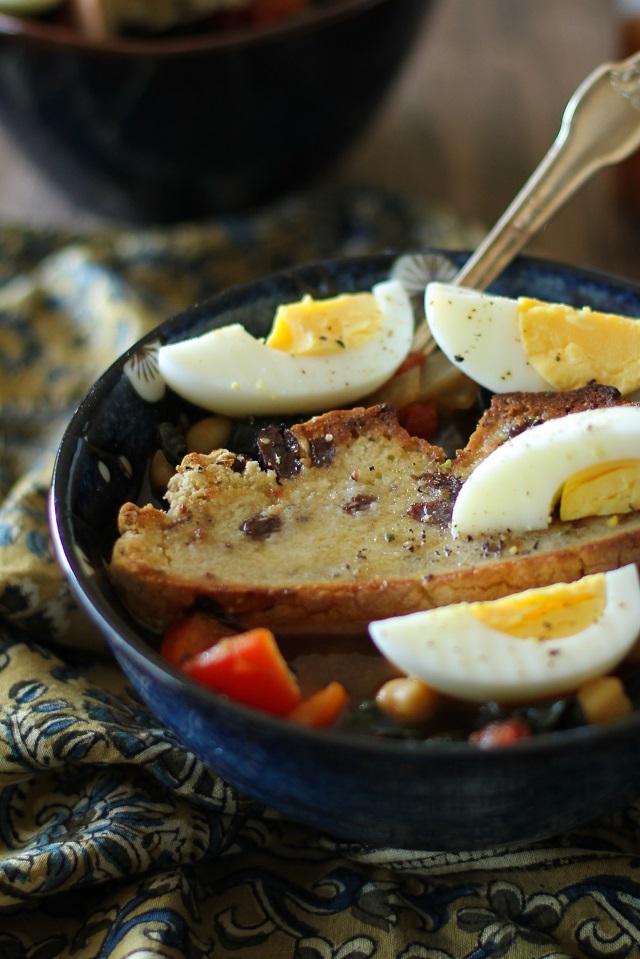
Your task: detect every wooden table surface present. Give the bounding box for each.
[0,0,638,284]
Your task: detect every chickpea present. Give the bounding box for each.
[576,675,632,725]
[149,449,176,493]
[375,676,440,725]
[186,415,233,454]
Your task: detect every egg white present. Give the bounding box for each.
[451,405,640,536]
[424,281,549,393]
[368,565,640,703]
[158,279,413,417]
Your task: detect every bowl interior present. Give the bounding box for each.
[51,249,640,849]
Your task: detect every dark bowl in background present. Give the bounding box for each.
[0,0,431,222]
[50,248,640,852]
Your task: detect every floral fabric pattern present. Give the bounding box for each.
[3,185,640,958]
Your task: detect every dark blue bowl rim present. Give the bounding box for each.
[0,0,419,55]
[49,249,640,764]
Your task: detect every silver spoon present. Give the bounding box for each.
[458,50,640,287]
[412,51,640,352]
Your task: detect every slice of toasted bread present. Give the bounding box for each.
[110,383,640,634]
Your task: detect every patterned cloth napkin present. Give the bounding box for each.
[2,185,640,959]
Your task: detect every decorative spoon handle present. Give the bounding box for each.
[453,51,640,291]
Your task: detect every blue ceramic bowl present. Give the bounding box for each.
[50,250,640,851]
[0,0,430,221]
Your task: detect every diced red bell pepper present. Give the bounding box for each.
[246,0,309,25]
[217,0,308,28]
[398,400,439,440]
[160,613,234,667]
[181,627,302,716]
[288,681,349,729]
[394,351,425,377]
[470,716,532,748]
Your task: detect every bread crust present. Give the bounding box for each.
[110,384,640,634]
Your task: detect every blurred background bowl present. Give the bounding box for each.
[50,249,640,852]
[0,0,431,222]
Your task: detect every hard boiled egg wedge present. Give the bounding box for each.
[425,281,640,394]
[451,405,640,536]
[158,280,413,417]
[369,565,640,703]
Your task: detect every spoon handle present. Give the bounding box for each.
[453,51,640,290]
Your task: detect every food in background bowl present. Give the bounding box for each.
[50,251,640,850]
[2,0,322,38]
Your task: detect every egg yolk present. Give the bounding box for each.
[471,576,606,640]
[517,297,640,394]
[265,292,383,356]
[559,458,640,521]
